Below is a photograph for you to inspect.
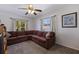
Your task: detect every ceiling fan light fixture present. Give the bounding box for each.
[28,10,31,13]
[19,4,42,15]
[29,4,33,8]
[31,10,34,14]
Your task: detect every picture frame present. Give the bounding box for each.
[62,12,77,28]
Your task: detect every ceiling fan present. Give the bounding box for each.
[19,4,42,15]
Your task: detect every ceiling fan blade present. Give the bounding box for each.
[34,12,37,15]
[35,9,42,12]
[25,12,28,15]
[18,8,27,10]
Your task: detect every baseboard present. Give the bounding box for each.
[56,42,79,51]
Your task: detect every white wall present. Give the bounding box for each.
[34,19,41,30]
[0,11,32,31]
[28,19,37,30]
[0,12,15,31]
[35,5,79,50]
[56,5,79,50]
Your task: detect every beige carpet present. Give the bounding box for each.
[7,41,79,54]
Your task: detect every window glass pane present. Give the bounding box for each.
[42,17,51,24]
[41,17,51,31]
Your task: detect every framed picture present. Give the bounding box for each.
[62,12,77,28]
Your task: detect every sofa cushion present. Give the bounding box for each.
[33,31,38,35]
[17,32,26,36]
[17,35,27,38]
[9,32,17,37]
[8,37,17,40]
[37,31,42,36]
[32,35,46,42]
[25,31,33,35]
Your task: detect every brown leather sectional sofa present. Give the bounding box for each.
[7,30,55,49]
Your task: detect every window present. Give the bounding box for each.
[16,20,28,31]
[41,17,52,31]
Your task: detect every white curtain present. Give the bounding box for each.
[51,15,57,32]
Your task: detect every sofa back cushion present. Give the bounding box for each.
[37,31,43,37]
[25,31,34,35]
[8,31,26,37]
[8,31,55,39]
[17,31,26,36]
[33,31,38,35]
[25,31,29,35]
[8,31,17,37]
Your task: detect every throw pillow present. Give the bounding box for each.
[6,32,11,38]
[46,32,50,39]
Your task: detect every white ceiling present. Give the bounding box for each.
[0,4,67,19]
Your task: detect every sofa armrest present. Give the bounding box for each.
[45,32,55,39]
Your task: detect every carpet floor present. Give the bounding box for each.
[7,41,79,54]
